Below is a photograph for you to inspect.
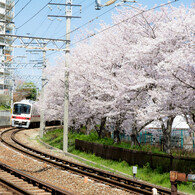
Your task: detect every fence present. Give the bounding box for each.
[112,129,195,149]
[0,111,11,126]
[75,139,195,173]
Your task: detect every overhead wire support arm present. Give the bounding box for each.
[48,3,82,7]
[48,2,81,19]
[48,15,81,19]
[0,34,68,51]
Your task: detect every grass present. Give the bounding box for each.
[42,129,195,194]
[69,130,195,157]
[0,105,10,111]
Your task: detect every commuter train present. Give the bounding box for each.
[11,100,61,128]
[11,100,40,128]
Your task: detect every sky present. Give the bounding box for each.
[12,0,194,88]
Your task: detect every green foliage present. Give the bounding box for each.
[42,128,63,149]
[70,149,194,194]
[42,129,195,194]
[15,82,37,101]
[43,129,195,157]
[0,104,10,110]
[0,94,10,109]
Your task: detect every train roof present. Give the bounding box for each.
[14,100,36,105]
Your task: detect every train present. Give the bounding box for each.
[11,100,61,128]
[11,100,41,128]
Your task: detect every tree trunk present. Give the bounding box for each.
[184,114,195,150]
[114,129,120,144]
[184,113,195,132]
[94,117,107,138]
[114,121,121,144]
[99,117,106,138]
[161,116,175,154]
[70,120,76,133]
[86,118,92,135]
[131,120,138,147]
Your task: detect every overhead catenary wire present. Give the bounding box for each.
[39,0,179,61]
[50,1,94,39]
[58,5,116,39]
[40,4,116,58]
[70,0,179,47]
[16,0,53,30]
[13,0,32,19]
[43,0,66,38]
[53,1,138,39]
[31,9,52,36]
[5,0,33,28]
[31,0,64,36]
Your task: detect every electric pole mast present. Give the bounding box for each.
[48,0,81,153]
[40,49,46,138]
[63,0,71,153]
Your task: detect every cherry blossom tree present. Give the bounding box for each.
[41,4,195,153]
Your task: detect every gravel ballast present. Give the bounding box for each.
[0,128,133,195]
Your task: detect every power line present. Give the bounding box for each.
[78,1,94,13]
[32,0,64,36]
[5,0,32,27]
[51,1,94,38]
[31,9,52,36]
[70,0,179,47]
[41,0,179,60]
[56,4,116,39]
[14,0,32,19]
[60,5,116,38]
[16,0,53,30]
[42,0,65,37]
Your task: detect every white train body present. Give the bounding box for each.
[11,100,40,128]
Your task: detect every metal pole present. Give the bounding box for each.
[63,0,72,152]
[170,182,177,195]
[40,49,46,138]
[10,70,14,113]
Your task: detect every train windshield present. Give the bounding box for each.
[13,104,31,115]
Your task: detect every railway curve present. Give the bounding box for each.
[0,127,186,195]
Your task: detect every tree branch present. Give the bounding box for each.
[172,73,195,90]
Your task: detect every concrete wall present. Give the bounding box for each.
[0,111,11,126]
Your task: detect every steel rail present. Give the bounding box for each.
[0,177,32,195]
[2,128,177,194]
[0,128,76,195]
[0,125,12,129]
[0,162,75,195]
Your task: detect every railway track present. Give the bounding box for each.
[0,162,75,195]
[0,128,180,195]
[0,125,11,129]
[0,128,76,195]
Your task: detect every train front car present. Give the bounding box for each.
[11,100,33,128]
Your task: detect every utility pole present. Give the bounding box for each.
[40,49,46,138]
[48,0,81,153]
[10,69,15,114]
[63,0,71,153]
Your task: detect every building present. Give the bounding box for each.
[0,0,14,95]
